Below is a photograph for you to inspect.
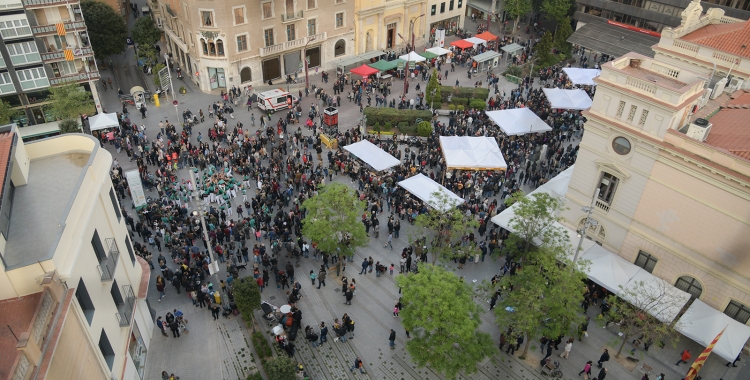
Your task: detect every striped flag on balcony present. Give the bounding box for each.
[64,49,74,61]
[56,22,65,36]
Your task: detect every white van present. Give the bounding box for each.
[254,89,295,113]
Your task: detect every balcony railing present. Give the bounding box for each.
[23,0,79,8]
[41,46,93,62]
[115,285,136,327]
[595,200,610,213]
[49,70,100,86]
[260,32,325,57]
[97,238,120,282]
[31,20,86,36]
[281,10,303,23]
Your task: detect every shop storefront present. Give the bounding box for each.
[430,15,461,36]
[283,51,300,76]
[208,67,226,89]
[128,323,147,379]
[305,46,321,69]
[262,57,282,83]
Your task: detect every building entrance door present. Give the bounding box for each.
[387,23,396,48]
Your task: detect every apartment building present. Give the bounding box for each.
[353,0,428,54]
[154,0,356,92]
[0,0,101,126]
[0,128,153,380]
[426,0,465,38]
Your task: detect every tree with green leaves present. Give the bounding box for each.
[301,183,368,273]
[413,189,479,264]
[503,0,533,31]
[504,192,567,257]
[59,119,81,134]
[81,0,127,60]
[132,16,162,47]
[534,31,555,69]
[234,276,262,330]
[48,83,95,121]
[0,101,19,125]
[397,264,496,379]
[601,281,683,358]
[554,18,574,56]
[152,63,166,90]
[263,356,297,380]
[542,0,573,23]
[425,69,441,107]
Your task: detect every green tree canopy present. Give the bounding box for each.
[554,18,574,56]
[397,264,496,379]
[301,183,368,259]
[504,192,567,257]
[425,69,442,106]
[534,31,555,67]
[48,83,95,121]
[0,101,20,125]
[503,0,533,30]
[542,0,573,22]
[413,190,479,264]
[263,356,297,380]
[234,276,262,329]
[132,16,162,47]
[81,0,127,59]
[59,119,81,134]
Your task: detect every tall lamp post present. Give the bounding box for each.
[189,168,220,276]
[572,188,600,265]
[397,13,425,95]
[303,36,317,91]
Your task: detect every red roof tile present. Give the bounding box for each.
[0,293,42,379]
[681,20,750,58]
[704,91,750,159]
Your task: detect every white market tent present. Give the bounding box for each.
[465,37,487,47]
[562,68,601,86]
[88,112,120,131]
[426,47,451,56]
[439,136,507,170]
[485,108,552,136]
[399,51,426,62]
[343,140,401,171]
[620,270,692,323]
[542,88,593,110]
[580,245,641,296]
[676,299,750,362]
[398,173,465,212]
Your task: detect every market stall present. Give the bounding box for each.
[450,39,473,50]
[88,112,120,131]
[472,51,501,72]
[562,68,602,86]
[350,64,380,77]
[485,108,552,135]
[465,37,487,48]
[542,88,593,110]
[368,59,404,72]
[343,140,401,171]
[398,173,464,212]
[620,270,692,323]
[398,51,427,63]
[419,51,438,60]
[501,43,524,64]
[426,47,451,56]
[439,136,507,171]
[676,299,750,362]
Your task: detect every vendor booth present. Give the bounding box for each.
[350,64,379,77]
[485,108,552,135]
[368,59,404,73]
[676,299,750,362]
[439,136,507,171]
[399,51,427,63]
[464,37,487,48]
[562,68,602,86]
[398,173,464,212]
[343,140,400,171]
[542,88,593,110]
[472,51,501,72]
[426,47,451,56]
[88,112,120,131]
[501,43,524,64]
[450,39,473,50]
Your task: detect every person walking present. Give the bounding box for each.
[350,357,365,374]
[597,349,610,368]
[305,325,319,348]
[317,267,326,289]
[344,288,353,305]
[578,361,592,378]
[156,316,168,337]
[319,322,328,345]
[596,367,607,380]
[389,329,396,349]
[675,349,691,366]
[559,338,573,359]
[359,259,368,275]
[156,276,166,301]
[384,233,393,250]
[309,270,316,285]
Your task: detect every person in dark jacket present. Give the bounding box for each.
[389,329,396,349]
[597,349,610,368]
[596,367,607,380]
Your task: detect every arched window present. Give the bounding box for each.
[240,67,252,83]
[201,39,208,55]
[217,39,224,56]
[674,276,702,299]
[334,39,345,57]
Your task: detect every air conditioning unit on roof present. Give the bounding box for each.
[685,118,712,142]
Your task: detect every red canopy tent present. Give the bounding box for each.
[450,39,473,49]
[475,31,498,41]
[350,64,379,77]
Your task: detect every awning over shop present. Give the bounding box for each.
[562,68,602,86]
[331,55,362,69]
[399,51,427,62]
[368,59,404,72]
[580,245,642,296]
[419,51,438,59]
[450,39,474,49]
[567,20,659,58]
[465,37,487,46]
[676,299,750,362]
[501,43,524,54]
[472,51,501,63]
[358,50,385,62]
[398,173,465,212]
[485,108,552,135]
[88,112,120,131]
[426,47,451,56]
[543,88,593,110]
[475,31,498,41]
[343,140,401,171]
[439,136,507,170]
[350,64,379,77]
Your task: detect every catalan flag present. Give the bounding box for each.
[684,326,726,380]
[56,22,65,36]
[64,49,74,61]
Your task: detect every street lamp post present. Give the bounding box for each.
[397,14,425,96]
[572,188,600,265]
[189,168,220,275]
[304,36,317,91]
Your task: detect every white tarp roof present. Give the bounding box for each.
[620,270,692,323]
[542,88,593,110]
[439,136,507,170]
[580,245,642,295]
[399,51,426,62]
[562,68,601,86]
[485,108,552,135]
[465,37,486,46]
[88,112,119,131]
[426,47,450,56]
[398,173,465,212]
[501,43,523,53]
[676,299,750,362]
[343,140,401,171]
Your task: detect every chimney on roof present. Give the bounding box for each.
[630,59,642,69]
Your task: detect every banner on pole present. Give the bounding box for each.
[685,326,727,380]
[435,28,446,48]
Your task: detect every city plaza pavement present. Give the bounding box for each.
[95,12,748,380]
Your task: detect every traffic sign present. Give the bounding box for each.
[173,100,178,106]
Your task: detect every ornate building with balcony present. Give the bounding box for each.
[353,0,428,55]
[154,0,355,92]
[0,127,153,380]
[0,0,100,126]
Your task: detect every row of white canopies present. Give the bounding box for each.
[490,166,750,362]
